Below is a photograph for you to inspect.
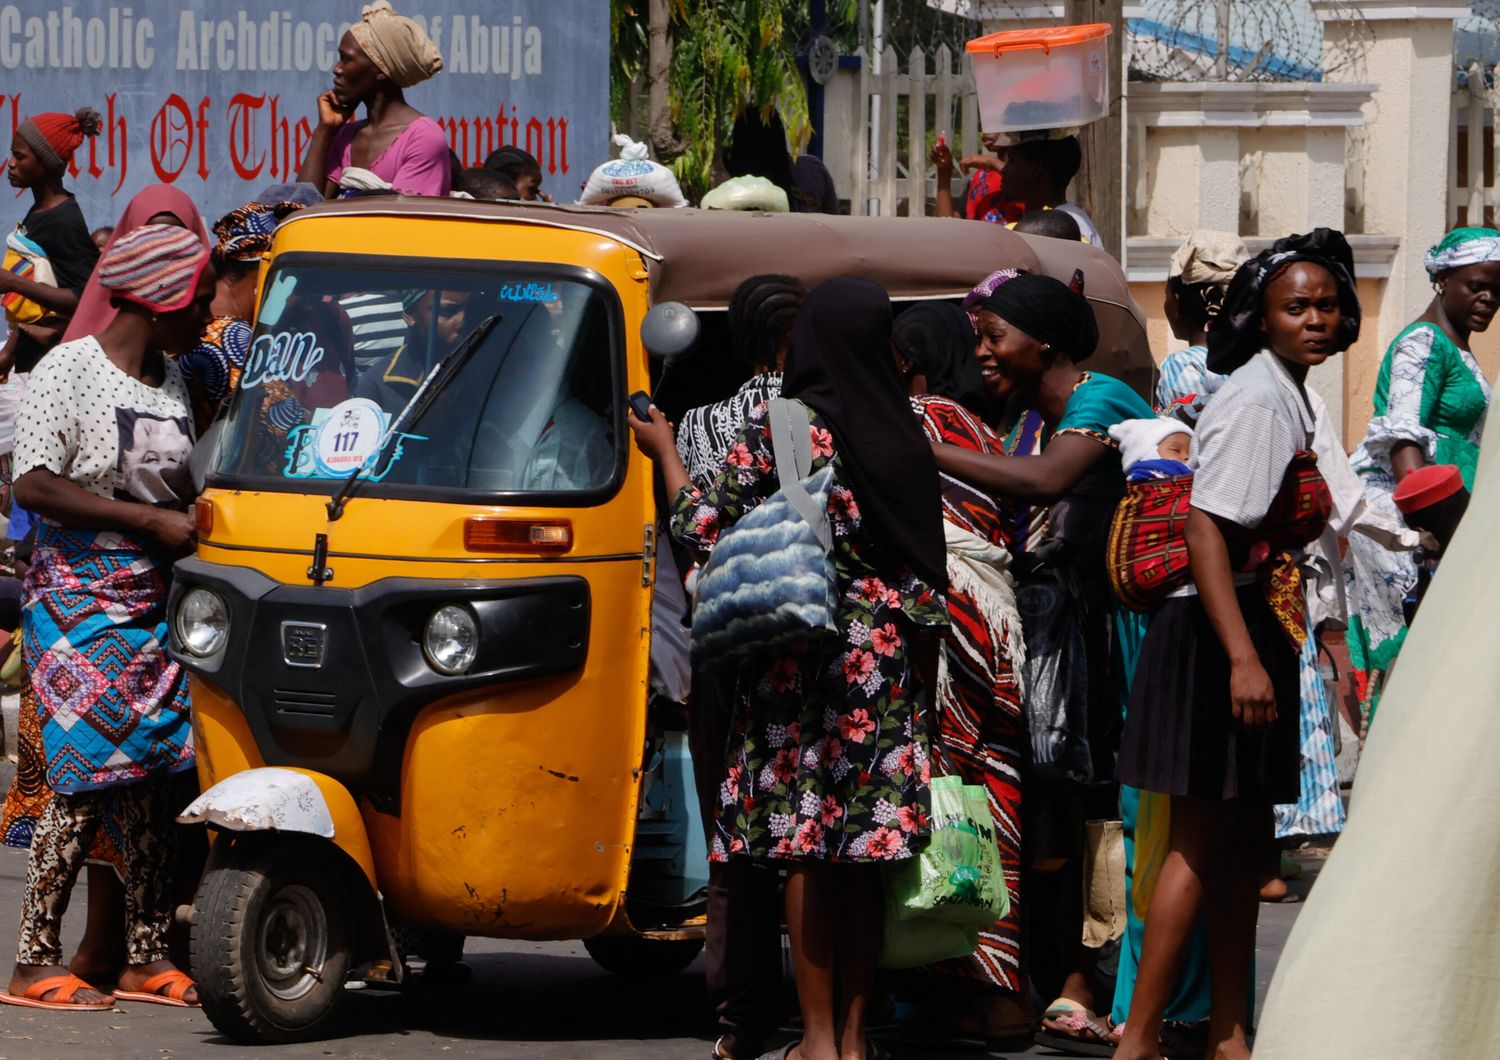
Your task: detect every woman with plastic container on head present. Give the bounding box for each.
[297,0,448,199]
[2,225,214,1012]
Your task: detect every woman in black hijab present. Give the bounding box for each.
[895,301,1032,1032]
[630,277,948,1060]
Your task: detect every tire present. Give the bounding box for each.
[583,934,704,977]
[190,837,353,1044]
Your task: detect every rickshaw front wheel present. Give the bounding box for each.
[583,934,704,977]
[191,836,353,1044]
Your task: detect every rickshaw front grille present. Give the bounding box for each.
[273,688,339,717]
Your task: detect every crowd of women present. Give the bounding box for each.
[0,0,1492,1055]
[626,220,1496,1060]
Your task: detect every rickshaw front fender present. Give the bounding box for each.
[179,766,378,891]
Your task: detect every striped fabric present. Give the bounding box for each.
[96,223,208,312]
[340,292,408,371]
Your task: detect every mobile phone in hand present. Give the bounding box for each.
[627,390,653,421]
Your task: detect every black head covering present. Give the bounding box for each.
[893,303,985,411]
[979,273,1099,364]
[1206,227,1360,374]
[783,278,947,591]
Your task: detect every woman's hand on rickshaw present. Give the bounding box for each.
[1228,654,1277,732]
[626,404,675,461]
[144,509,197,553]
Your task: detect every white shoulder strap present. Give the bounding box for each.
[767,397,832,551]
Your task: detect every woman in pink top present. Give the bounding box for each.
[297,0,448,198]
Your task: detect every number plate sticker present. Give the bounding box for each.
[281,621,328,669]
[284,397,389,480]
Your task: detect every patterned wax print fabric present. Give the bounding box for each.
[963,170,1024,226]
[1346,322,1491,717]
[675,371,783,486]
[0,682,126,873]
[1154,344,1227,424]
[179,313,253,413]
[913,395,1025,992]
[1002,405,1050,552]
[24,523,194,793]
[670,404,947,863]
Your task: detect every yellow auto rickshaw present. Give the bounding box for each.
[171,198,1152,1043]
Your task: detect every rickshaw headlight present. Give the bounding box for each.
[176,587,229,657]
[424,605,478,676]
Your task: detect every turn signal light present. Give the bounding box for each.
[464,518,573,553]
[194,497,214,538]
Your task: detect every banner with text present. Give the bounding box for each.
[0,1,607,228]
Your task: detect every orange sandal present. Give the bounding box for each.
[113,968,198,1007]
[0,973,114,1010]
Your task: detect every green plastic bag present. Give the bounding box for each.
[877,900,979,969]
[885,775,1009,927]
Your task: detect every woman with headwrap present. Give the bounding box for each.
[179,200,304,431]
[893,302,1030,1039]
[2,224,212,1011]
[1112,230,1355,1060]
[1,183,209,990]
[931,274,1154,1050]
[297,0,448,199]
[629,278,948,1060]
[1344,227,1500,724]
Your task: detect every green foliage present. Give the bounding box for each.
[610,0,815,199]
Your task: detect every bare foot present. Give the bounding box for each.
[116,959,199,1005]
[8,963,113,1007]
[1259,876,1289,902]
[67,947,125,985]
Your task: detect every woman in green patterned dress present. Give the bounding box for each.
[1346,227,1500,721]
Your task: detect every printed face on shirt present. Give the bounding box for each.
[1260,262,1342,369]
[115,409,193,503]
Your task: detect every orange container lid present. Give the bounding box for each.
[965,23,1112,54]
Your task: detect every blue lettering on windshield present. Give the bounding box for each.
[242,332,326,389]
[496,281,558,303]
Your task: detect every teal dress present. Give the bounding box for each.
[1053,374,1214,1029]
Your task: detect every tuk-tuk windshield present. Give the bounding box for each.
[212,259,620,498]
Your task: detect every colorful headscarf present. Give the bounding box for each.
[1206,228,1360,375]
[961,268,1023,329]
[212,201,302,263]
[1424,227,1500,279]
[350,0,443,89]
[979,273,1098,364]
[97,224,211,313]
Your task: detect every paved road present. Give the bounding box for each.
[0,758,1320,1059]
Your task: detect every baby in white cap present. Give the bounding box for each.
[1109,417,1193,482]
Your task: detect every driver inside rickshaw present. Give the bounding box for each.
[355,287,473,411]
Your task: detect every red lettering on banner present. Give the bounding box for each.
[196,98,212,182]
[267,96,312,181]
[104,95,128,195]
[228,93,267,181]
[150,93,194,183]
[441,107,572,174]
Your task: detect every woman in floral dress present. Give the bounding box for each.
[629,277,948,1060]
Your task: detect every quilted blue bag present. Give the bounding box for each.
[689,398,838,671]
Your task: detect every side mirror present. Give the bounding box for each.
[641,301,700,362]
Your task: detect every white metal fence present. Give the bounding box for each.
[1451,62,1497,229]
[848,44,982,217]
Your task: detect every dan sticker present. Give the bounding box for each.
[284,398,388,479]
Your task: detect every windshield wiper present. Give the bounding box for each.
[326,313,503,521]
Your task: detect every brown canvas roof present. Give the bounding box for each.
[287,197,1155,397]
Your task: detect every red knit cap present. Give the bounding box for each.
[1392,463,1465,515]
[17,107,102,174]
